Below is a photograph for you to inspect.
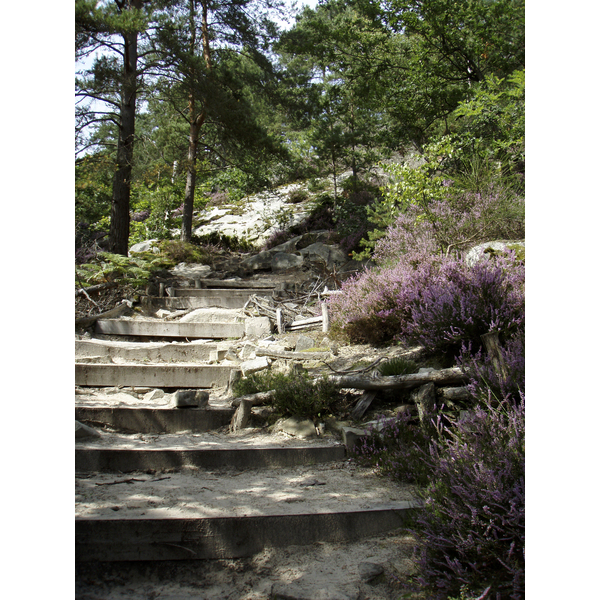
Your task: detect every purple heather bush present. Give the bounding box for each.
[349,409,433,485]
[458,333,525,404]
[411,394,525,599]
[404,252,525,355]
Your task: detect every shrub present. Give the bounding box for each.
[458,333,525,404]
[158,240,207,265]
[262,229,295,251]
[327,252,443,344]
[404,253,525,356]
[75,252,164,288]
[377,356,419,377]
[349,410,432,485]
[288,188,309,204]
[233,370,341,420]
[411,394,525,599]
[329,221,524,353]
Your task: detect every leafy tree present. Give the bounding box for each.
[151,0,289,241]
[276,1,392,195]
[76,0,159,255]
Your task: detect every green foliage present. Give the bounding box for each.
[157,240,208,265]
[377,357,418,377]
[191,231,256,253]
[75,252,164,288]
[287,188,309,204]
[75,152,113,225]
[353,137,457,261]
[453,69,525,177]
[233,370,341,420]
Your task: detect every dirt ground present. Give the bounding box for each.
[75,529,424,600]
[75,271,435,600]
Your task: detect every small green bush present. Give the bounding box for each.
[158,240,207,265]
[288,189,309,204]
[377,357,418,377]
[233,370,341,420]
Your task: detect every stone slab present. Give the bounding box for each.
[95,319,245,339]
[75,364,233,388]
[75,445,347,473]
[172,287,274,299]
[75,339,218,363]
[75,407,235,433]
[75,503,416,562]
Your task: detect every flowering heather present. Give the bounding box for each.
[372,189,524,266]
[458,333,525,403]
[329,251,523,353]
[411,394,525,599]
[405,253,525,355]
[349,410,432,485]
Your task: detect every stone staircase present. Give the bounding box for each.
[75,271,417,572]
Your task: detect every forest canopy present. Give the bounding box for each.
[75,0,524,256]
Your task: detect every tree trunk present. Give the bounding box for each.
[181,121,199,242]
[180,0,211,242]
[324,367,468,391]
[108,5,140,256]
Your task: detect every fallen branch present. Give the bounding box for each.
[75,302,131,329]
[324,367,468,391]
[95,476,171,486]
[231,390,276,407]
[75,282,118,297]
[255,348,331,361]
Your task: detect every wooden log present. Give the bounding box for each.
[438,386,471,401]
[291,315,323,327]
[255,348,331,361]
[321,302,329,333]
[75,302,130,329]
[75,282,118,297]
[481,332,509,383]
[410,383,437,433]
[276,308,284,334]
[230,399,252,432]
[231,390,276,407]
[351,390,377,420]
[325,367,468,391]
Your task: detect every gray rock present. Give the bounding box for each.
[143,389,165,402]
[358,562,385,582]
[76,421,101,439]
[341,426,368,450]
[299,242,348,269]
[173,390,209,408]
[295,335,316,352]
[129,239,159,254]
[240,356,271,376]
[245,317,273,338]
[269,235,303,253]
[274,417,317,439]
[271,252,304,270]
[465,240,525,267]
[239,343,257,360]
[240,251,274,271]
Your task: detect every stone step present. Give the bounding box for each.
[95,319,245,339]
[75,339,221,363]
[75,464,417,561]
[75,363,234,388]
[173,286,274,299]
[75,406,235,433]
[76,444,346,472]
